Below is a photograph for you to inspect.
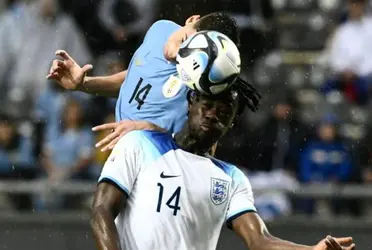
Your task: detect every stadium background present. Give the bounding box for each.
[1,0,372,249]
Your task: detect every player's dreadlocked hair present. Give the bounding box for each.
[187,76,261,114]
[233,76,261,114]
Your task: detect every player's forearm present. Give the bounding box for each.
[252,236,313,250]
[91,206,122,250]
[78,70,127,98]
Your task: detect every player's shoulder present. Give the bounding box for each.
[139,130,179,155]
[116,130,145,145]
[335,21,358,37]
[145,19,181,40]
[116,130,178,156]
[209,157,246,183]
[149,19,181,31]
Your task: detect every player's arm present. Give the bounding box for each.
[163,16,200,61]
[91,132,143,250]
[47,50,126,98]
[231,213,354,250]
[232,212,311,250]
[91,182,127,250]
[226,169,354,250]
[78,70,127,97]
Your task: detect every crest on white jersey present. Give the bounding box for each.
[210,178,229,205]
[163,75,183,98]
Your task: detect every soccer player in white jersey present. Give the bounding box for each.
[91,87,355,250]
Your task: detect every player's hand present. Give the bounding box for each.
[164,21,198,61]
[92,120,166,152]
[313,236,355,250]
[46,50,93,90]
[164,40,180,61]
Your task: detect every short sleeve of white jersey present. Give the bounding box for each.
[98,131,142,196]
[226,169,256,228]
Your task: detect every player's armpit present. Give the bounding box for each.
[231,213,312,250]
[91,182,127,250]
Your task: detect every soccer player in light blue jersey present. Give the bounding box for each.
[47,12,243,152]
[91,86,355,250]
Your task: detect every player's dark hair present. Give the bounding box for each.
[195,12,240,47]
[234,76,261,114]
[187,76,261,115]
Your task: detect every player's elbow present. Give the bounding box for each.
[249,233,278,250]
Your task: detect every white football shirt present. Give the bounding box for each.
[98,130,256,250]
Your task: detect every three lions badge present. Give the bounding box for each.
[210,178,229,205]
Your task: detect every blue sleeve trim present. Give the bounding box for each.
[226,209,257,229]
[209,157,235,177]
[98,176,130,198]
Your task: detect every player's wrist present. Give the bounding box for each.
[76,75,88,92]
[134,120,147,130]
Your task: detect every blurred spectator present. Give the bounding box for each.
[0,115,35,178]
[97,0,156,62]
[42,99,94,182]
[298,115,353,214]
[87,51,125,126]
[0,115,36,210]
[35,99,94,211]
[322,0,372,105]
[227,93,308,221]
[35,83,91,144]
[299,115,352,184]
[248,169,298,221]
[35,84,71,144]
[220,0,275,66]
[0,0,91,119]
[246,93,309,173]
[98,0,155,43]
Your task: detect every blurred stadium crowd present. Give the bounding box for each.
[0,0,372,219]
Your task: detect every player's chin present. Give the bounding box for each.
[196,127,220,142]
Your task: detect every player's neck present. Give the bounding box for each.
[174,130,213,156]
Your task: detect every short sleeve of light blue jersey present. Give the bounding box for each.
[143,20,179,44]
[210,158,257,227]
[115,20,189,134]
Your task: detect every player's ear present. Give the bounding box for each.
[187,91,199,112]
[185,15,200,26]
[187,91,195,104]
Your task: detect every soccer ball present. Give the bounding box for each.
[176,30,241,95]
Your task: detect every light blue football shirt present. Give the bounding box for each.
[115,20,189,133]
